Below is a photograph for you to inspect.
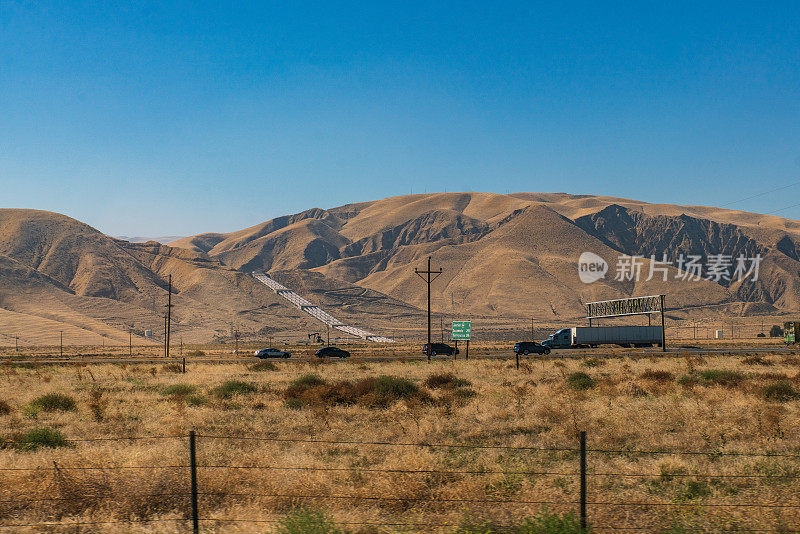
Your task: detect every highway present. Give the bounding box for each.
[2,345,798,366]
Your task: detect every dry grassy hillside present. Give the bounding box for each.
[171,192,800,321]
[2,192,799,345]
[0,210,408,345]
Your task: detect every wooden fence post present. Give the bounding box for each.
[189,430,199,533]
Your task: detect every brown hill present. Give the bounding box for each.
[2,191,798,346]
[0,209,411,345]
[171,192,800,322]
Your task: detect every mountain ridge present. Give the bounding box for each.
[1,193,799,344]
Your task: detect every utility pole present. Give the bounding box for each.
[415,256,443,362]
[164,313,168,358]
[326,324,330,347]
[59,331,63,358]
[15,334,18,352]
[129,329,132,357]
[531,318,534,340]
[440,316,444,343]
[165,274,173,359]
[659,294,666,353]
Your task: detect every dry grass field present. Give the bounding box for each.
[2,347,800,533]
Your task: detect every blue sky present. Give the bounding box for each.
[2,2,799,236]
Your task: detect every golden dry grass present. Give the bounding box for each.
[1,352,800,532]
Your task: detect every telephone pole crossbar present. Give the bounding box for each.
[415,256,443,362]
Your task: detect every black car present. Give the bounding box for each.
[422,343,459,356]
[315,346,351,358]
[513,341,550,355]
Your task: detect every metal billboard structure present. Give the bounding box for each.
[586,294,666,351]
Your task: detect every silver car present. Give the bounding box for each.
[254,347,291,359]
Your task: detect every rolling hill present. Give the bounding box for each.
[171,192,800,321]
[1,192,799,345]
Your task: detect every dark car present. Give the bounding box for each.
[422,343,459,356]
[315,346,351,358]
[513,341,550,355]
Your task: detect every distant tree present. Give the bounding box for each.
[769,325,784,337]
[757,332,766,338]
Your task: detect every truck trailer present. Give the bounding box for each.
[541,326,663,349]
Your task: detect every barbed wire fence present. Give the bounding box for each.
[1,432,799,532]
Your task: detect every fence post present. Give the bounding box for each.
[182,357,186,374]
[189,430,199,534]
[579,430,587,531]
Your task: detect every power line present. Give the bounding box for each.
[764,201,800,215]
[719,180,800,208]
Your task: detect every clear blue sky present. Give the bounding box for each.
[2,2,799,236]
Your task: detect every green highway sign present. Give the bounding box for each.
[452,320,471,340]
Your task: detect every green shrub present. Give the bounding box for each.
[581,358,604,368]
[514,510,589,533]
[566,372,595,390]
[161,384,197,396]
[27,393,77,414]
[770,325,783,337]
[455,508,589,533]
[16,427,71,451]
[677,374,700,387]
[211,380,257,399]
[425,373,472,389]
[640,370,674,381]
[284,398,303,410]
[186,395,207,406]
[284,375,431,409]
[763,381,800,402]
[291,374,327,388]
[249,361,278,372]
[186,349,206,357]
[375,375,418,398]
[698,369,745,386]
[681,480,711,499]
[276,507,343,534]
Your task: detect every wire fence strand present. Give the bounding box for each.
[2,431,800,531]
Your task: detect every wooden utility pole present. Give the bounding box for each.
[165,274,173,359]
[660,294,666,352]
[129,329,132,357]
[59,331,63,358]
[415,256,443,362]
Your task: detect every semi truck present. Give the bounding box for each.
[541,326,663,349]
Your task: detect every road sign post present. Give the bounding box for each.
[452,321,471,359]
